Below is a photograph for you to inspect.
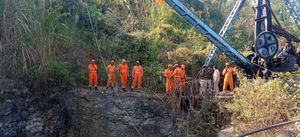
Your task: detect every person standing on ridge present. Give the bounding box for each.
[164,64,173,94]
[199,65,213,94]
[131,61,143,92]
[119,59,129,92]
[172,64,180,92]
[88,59,98,90]
[221,62,236,94]
[106,59,116,89]
[179,64,187,93]
[173,64,186,93]
[213,65,220,95]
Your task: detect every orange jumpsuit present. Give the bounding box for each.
[222,67,236,91]
[89,64,98,86]
[119,63,129,88]
[131,65,143,89]
[156,0,165,5]
[106,64,116,87]
[164,68,173,93]
[173,68,186,92]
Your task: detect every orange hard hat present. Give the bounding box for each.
[226,62,230,66]
[168,64,173,67]
[181,64,185,69]
[174,64,179,67]
[122,59,126,63]
[91,59,95,62]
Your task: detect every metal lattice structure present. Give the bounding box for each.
[204,0,246,67]
[285,0,300,30]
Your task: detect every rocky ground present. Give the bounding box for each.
[1,79,298,137]
[0,79,186,137]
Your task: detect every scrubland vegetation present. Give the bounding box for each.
[1,0,300,136]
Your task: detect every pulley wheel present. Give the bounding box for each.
[254,31,278,59]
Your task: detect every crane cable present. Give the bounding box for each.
[73,0,81,136]
[85,2,143,137]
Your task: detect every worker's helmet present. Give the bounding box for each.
[226,62,230,66]
[168,64,173,67]
[174,64,179,67]
[122,59,126,63]
[181,64,185,69]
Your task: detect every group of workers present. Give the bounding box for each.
[199,62,236,95]
[164,64,187,94]
[89,58,236,95]
[88,59,143,92]
[164,62,236,96]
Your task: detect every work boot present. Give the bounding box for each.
[131,88,133,92]
[122,88,126,92]
[111,86,113,89]
[106,87,108,90]
[89,87,92,90]
[95,86,98,90]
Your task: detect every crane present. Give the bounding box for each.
[163,0,300,78]
[164,0,258,76]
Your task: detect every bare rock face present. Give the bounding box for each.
[0,79,68,137]
[63,90,185,137]
[218,127,234,137]
[0,79,185,137]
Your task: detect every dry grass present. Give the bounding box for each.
[226,72,300,136]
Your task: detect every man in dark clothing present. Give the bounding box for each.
[277,40,297,58]
[199,65,213,94]
[284,40,296,56]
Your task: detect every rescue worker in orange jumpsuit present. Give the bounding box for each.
[164,64,173,94]
[106,59,116,89]
[172,64,180,91]
[118,59,129,92]
[88,59,98,90]
[222,62,236,94]
[131,61,143,92]
[173,64,186,93]
[179,64,187,92]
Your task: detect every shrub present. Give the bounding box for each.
[46,61,76,91]
[24,69,46,92]
[188,98,220,137]
[226,73,300,136]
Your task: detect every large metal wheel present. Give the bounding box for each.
[254,31,278,60]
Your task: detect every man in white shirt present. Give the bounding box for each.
[213,65,220,94]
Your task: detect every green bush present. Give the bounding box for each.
[24,69,45,92]
[189,98,220,137]
[46,61,76,91]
